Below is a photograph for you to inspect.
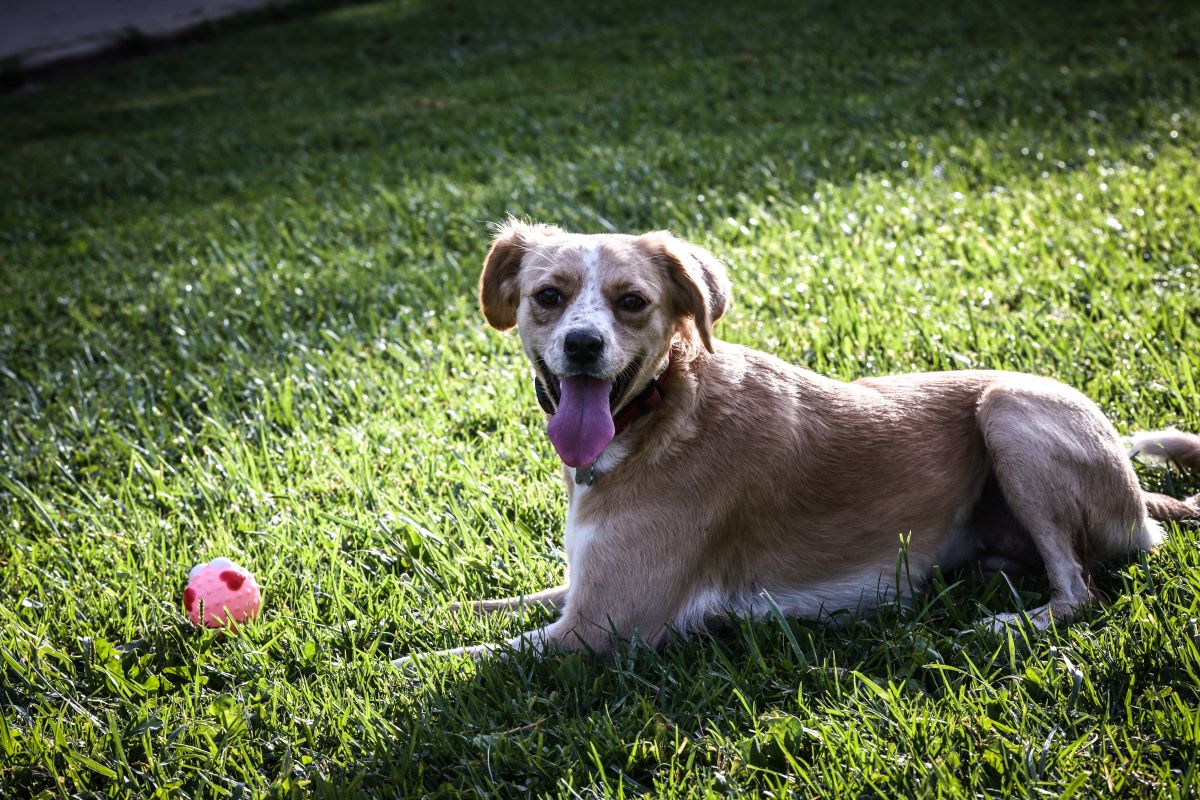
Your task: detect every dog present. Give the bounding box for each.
[395,221,1200,666]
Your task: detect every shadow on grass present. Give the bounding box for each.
[330,541,1190,797]
[328,530,1184,797]
[320,567,1060,796]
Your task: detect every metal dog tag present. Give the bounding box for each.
[575,464,595,486]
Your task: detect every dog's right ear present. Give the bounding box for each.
[479,220,559,330]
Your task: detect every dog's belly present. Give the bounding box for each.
[671,465,1046,632]
[673,514,984,631]
[672,565,915,630]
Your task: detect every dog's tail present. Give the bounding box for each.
[1126,428,1200,471]
[1125,429,1200,521]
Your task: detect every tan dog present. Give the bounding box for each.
[396,221,1200,665]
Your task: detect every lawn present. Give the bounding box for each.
[2,0,1199,796]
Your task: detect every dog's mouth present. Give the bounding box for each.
[536,357,642,468]
[536,357,641,414]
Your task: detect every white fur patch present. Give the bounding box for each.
[561,442,630,592]
[1086,515,1166,556]
[563,484,595,588]
[672,586,726,632]
[581,244,600,270]
[747,570,905,620]
[1140,517,1166,548]
[672,566,912,632]
[559,244,616,354]
[592,438,629,474]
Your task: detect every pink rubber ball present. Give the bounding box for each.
[183,557,262,628]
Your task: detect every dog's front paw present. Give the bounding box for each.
[981,611,1024,634]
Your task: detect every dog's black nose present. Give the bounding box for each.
[564,330,604,365]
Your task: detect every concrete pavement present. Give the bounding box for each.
[1,0,286,72]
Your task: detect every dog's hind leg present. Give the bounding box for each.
[451,585,569,616]
[976,380,1154,630]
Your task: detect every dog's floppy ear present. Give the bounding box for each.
[479,220,560,330]
[639,231,730,353]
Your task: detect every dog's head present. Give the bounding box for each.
[479,220,730,467]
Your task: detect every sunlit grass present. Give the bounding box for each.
[1,0,1199,796]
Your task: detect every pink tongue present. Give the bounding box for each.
[546,376,615,468]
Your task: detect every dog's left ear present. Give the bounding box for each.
[638,231,731,353]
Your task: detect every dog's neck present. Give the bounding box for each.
[612,354,674,436]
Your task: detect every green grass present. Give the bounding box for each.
[2,0,1200,795]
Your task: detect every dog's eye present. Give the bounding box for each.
[536,288,562,306]
[619,294,648,312]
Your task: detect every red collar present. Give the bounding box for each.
[535,351,675,436]
[612,356,673,435]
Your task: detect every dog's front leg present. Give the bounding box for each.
[536,527,695,655]
[391,621,568,668]
[394,527,696,668]
[450,585,569,616]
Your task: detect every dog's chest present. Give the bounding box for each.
[564,438,633,575]
[563,483,597,585]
